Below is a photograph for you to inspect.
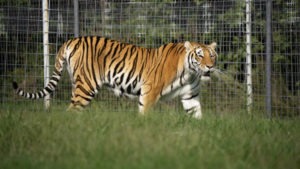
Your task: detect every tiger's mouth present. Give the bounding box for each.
[200,71,212,81]
[197,66,214,78]
[203,71,210,77]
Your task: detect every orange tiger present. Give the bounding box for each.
[13,36,217,119]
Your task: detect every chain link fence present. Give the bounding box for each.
[0,0,299,118]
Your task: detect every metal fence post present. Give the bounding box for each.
[74,0,79,37]
[266,0,272,118]
[246,0,252,114]
[42,0,50,109]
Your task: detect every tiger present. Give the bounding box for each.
[13,36,217,119]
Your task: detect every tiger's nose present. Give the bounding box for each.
[206,65,213,69]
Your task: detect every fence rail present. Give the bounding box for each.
[0,0,299,118]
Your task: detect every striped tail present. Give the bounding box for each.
[12,43,67,100]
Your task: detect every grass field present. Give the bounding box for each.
[0,103,299,169]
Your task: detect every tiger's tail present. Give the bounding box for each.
[12,43,67,99]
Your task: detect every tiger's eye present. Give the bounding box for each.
[196,49,203,58]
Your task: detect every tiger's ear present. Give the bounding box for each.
[184,41,193,51]
[209,42,217,50]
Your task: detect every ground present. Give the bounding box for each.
[0,102,299,169]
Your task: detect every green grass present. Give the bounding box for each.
[0,103,299,169]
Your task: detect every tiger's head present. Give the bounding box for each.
[184,41,218,80]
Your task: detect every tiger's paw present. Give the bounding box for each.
[200,76,211,82]
[192,112,203,119]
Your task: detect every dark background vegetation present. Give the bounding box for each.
[0,0,299,117]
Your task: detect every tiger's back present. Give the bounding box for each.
[13,36,217,119]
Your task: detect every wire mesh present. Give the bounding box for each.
[0,0,299,118]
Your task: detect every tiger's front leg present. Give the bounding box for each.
[181,93,202,119]
[138,85,161,116]
[138,94,158,116]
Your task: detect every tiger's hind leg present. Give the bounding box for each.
[67,83,79,111]
[67,82,96,111]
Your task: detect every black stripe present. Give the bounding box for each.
[114,77,120,85]
[159,44,177,78]
[75,94,92,102]
[129,46,136,59]
[125,53,138,84]
[186,108,194,113]
[98,38,108,81]
[45,87,52,93]
[73,52,83,77]
[53,69,62,76]
[191,81,200,91]
[111,43,120,59]
[29,93,33,99]
[84,37,92,78]
[109,57,119,69]
[98,38,108,57]
[109,46,129,69]
[94,36,101,49]
[38,91,42,98]
[75,75,83,83]
[119,74,124,84]
[120,87,124,93]
[136,89,141,96]
[68,38,82,64]
[66,39,74,48]
[90,37,99,88]
[138,101,143,106]
[76,85,92,96]
[50,76,59,82]
[174,45,181,54]
[49,81,56,89]
[41,90,46,96]
[113,61,123,77]
[89,36,93,58]
[103,42,116,70]
[116,47,131,74]
[96,38,104,81]
[190,75,198,84]
[81,67,95,92]
[178,45,185,54]
[107,71,111,83]
[116,61,125,75]
[123,47,130,59]
[153,45,171,82]
[161,44,168,52]
[188,53,192,69]
[144,49,157,77]
[115,74,124,86]
[127,85,132,93]
[132,78,138,88]
[72,39,81,55]
[182,93,199,100]
[188,53,197,72]
[138,49,145,80]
